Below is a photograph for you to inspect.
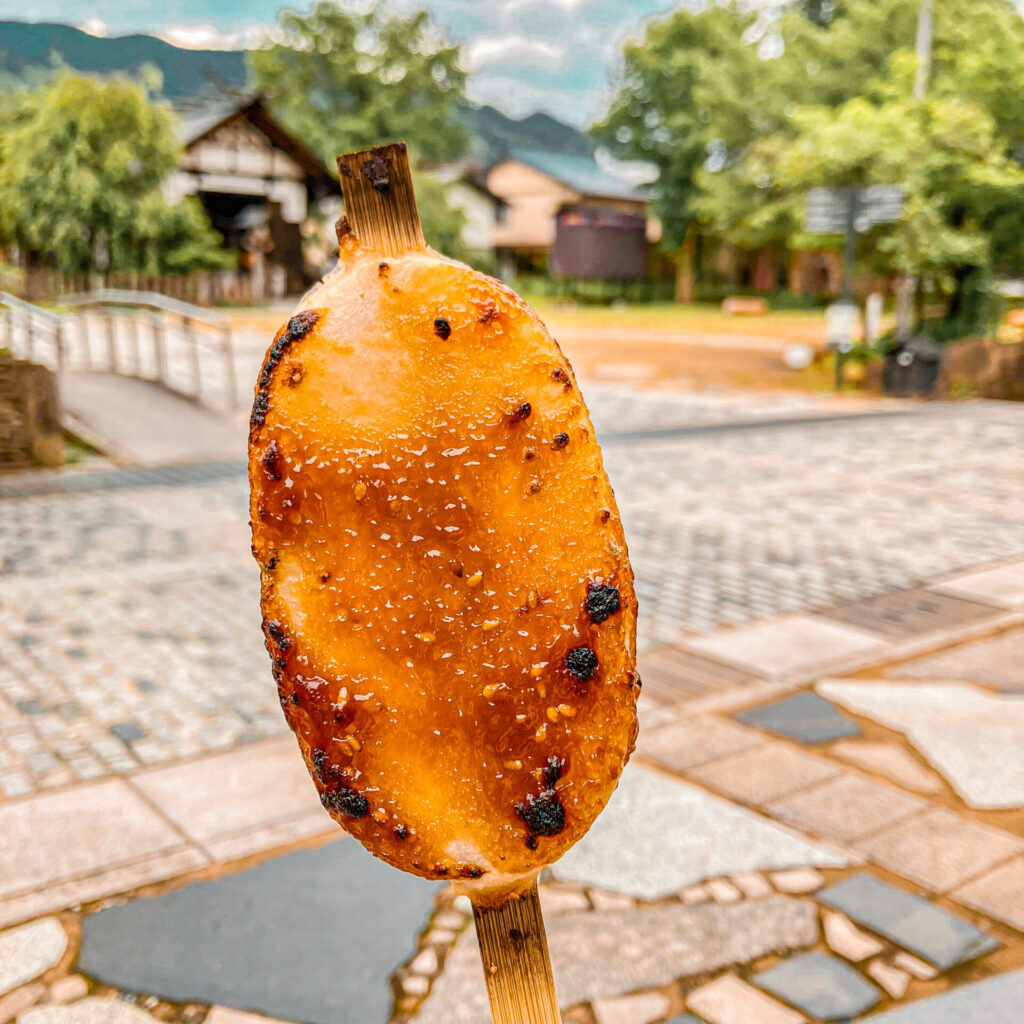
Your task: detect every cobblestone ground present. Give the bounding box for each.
[0,391,1022,799]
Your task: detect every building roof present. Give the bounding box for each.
[177,95,335,189]
[508,149,646,202]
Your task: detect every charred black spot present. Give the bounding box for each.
[526,834,538,850]
[265,619,291,650]
[262,440,283,481]
[517,793,565,837]
[361,152,391,192]
[524,447,537,460]
[320,572,332,584]
[529,480,542,494]
[433,317,452,340]
[265,555,278,572]
[274,657,288,671]
[509,401,532,424]
[378,261,389,275]
[565,645,598,681]
[394,824,409,841]
[509,927,524,945]
[552,432,570,450]
[289,691,302,706]
[586,583,621,624]
[435,865,450,877]
[479,301,499,324]
[251,310,320,431]
[321,784,369,819]
[279,694,288,709]
[542,754,565,789]
[311,747,328,782]
[600,509,612,524]
[552,367,572,390]
[458,865,484,879]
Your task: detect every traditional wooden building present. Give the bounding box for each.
[164,96,335,297]
[485,150,653,279]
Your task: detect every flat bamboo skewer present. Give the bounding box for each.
[336,141,562,1024]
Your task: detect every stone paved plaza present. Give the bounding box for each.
[0,384,1022,1024]
[1,392,1022,796]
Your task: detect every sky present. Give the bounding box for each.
[0,0,693,127]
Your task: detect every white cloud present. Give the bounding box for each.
[79,17,107,37]
[464,34,566,69]
[158,22,268,51]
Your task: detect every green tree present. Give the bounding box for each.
[0,72,229,278]
[595,0,1024,328]
[248,1,467,168]
[249,1,469,260]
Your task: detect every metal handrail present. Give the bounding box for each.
[58,290,230,329]
[0,291,237,410]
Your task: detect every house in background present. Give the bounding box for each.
[165,95,335,299]
[484,150,654,280]
[433,167,508,262]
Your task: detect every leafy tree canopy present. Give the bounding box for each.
[0,71,230,276]
[248,1,467,168]
[248,1,469,258]
[594,0,1024,297]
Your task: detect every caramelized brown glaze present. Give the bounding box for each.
[249,234,638,884]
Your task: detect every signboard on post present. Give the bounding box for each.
[804,185,904,389]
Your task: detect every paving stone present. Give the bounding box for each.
[705,879,742,904]
[822,911,884,962]
[0,981,46,1021]
[592,991,671,1024]
[891,951,937,980]
[680,886,709,905]
[79,839,438,1024]
[687,742,840,806]
[637,715,763,773]
[755,952,880,1021]
[863,968,1024,1022]
[892,628,1024,692]
[589,891,635,912]
[686,974,805,1024]
[415,897,817,1024]
[734,692,860,744]
[686,615,884,680]
[934,561,1024,607]
[552,766,845,898]
[49,976,89,1004]
[769,868,824,894]
[730,872,772,899]
[818,681,1024,809]
[829,740,943,795]
[19,998,159,1024]
[0,781,193,903]
[0,917,67,996]
[818,873,999,969]
[204,1010,296,1024]
[855,808,1022,892]
[953,855,1024,932]
[131,737,324,847]
[768,773,925,844]
[867,959,911,998]
[538,886,590,916]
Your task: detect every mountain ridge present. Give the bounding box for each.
[0,20,592,161]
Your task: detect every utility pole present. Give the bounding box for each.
[902,0,934,339]
[914,0,933,100]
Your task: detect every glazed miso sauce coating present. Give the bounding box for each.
[249,230,638,885]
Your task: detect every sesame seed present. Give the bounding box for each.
[481,620,500,632]
[535,723,548,742]
[353,482,367,501]
[546,706,560,723]
[482,683,500,698]
[466,572,483,588]
[557,703,576,717]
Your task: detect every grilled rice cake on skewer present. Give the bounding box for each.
[249,157,638,896]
